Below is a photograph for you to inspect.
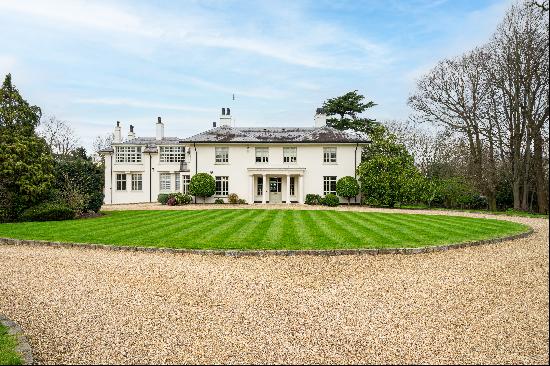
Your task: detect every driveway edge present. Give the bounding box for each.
[0,229,534,257]
[0,314,34,365]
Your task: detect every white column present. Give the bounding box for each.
[298,175,305,204]
[249,175,254,204]
[286,174,291,204]
[262,174,267,204]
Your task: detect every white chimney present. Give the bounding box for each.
[128,124,136,140]
[156,116,164,140]
[219,107,232,127]
[314,108,326,127]
[114,121,122,142]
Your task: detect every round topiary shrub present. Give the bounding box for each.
[189,173,216,203]
[19,202,75,222]
[323,193,340,207]
[336,176,360,204]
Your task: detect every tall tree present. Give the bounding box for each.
[38,115,80,156]
[322,90,379,133]
[0,74,54,221]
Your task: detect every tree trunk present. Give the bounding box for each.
[533,133,549,213]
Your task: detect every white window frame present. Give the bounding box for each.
[323,176,337,195]
[283,147,297,163]
[131,173,142,191]
[215,147,229,164]
[323,147,337,164]
[182,175,190,194]
[160,173,171,191]
[255,147,269,163]
[116,173,127,191]
[160,146,185,163]
[115,146,142,163]
[215,176,229,196]
[175,174,180,191]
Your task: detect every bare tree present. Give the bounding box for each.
[38,115,79,156]
[92,133,114,163]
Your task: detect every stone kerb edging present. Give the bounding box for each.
[0,229,534,257]
[0,314,34,365]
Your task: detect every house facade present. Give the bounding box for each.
[100,109,369,205]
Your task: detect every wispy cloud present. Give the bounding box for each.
[73,97,211,112]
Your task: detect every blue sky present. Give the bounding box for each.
[0,0,512,152]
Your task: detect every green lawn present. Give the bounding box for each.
[0,210,530,250]
[0,323,22,365]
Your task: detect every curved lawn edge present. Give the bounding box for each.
[0,314,34,365]
[0,228,533,257]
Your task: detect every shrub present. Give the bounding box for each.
[228,193,239,204]
[237,198,247,204]
[214,198,225,204]
[19,202,75,222]
[189,173,216,203]
[336,176,360,204]
[177,194,193,205]
[166,197,177,206]
[158,193,170,205]
[305,194,322,205]
[322,194,340,207]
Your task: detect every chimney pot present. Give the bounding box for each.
[157,116,162,124]
[213,121,217,128]
[117,121,120,127]
[130,124,134,132]
[222,108,226,116]
[227,108,230,115]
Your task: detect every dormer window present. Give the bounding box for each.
[115,146,142,163]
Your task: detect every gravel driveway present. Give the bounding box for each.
[0,208,548,364]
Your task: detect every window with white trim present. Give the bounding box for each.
[116,173,127,191]
[160,146,185,163]
[160,173,171,191]
[175,174,180,191]
[131,173,142,191]
[215,176,229,196]
[182,175,190,194]
[257,177,263,196]
[289,177,295,196]
[283,147,297,163]
[323,147,337,163]
[323,176,337,195]
[115,146,142,163]
[255,147,269,163]
[215,147,229,163]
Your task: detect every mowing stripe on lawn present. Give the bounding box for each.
[316,211,364,248]
[204,210,259,248]
[344,212,402,246]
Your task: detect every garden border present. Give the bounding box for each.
[0,228,533,257]
[0,314,34,365]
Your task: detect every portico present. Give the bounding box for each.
[247,168,305,204]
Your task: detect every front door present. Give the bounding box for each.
[269,177,282,203]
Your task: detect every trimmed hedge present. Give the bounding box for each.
[323,194,340,207]
[158,194,170,205]
[19,202,75,222]
[305,194,322,205]
[214,198,225,204]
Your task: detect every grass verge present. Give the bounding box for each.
[0,323,22,365]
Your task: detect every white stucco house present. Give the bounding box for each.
[100,108,370,205]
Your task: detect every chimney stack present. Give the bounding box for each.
[212,121,217,128]
[128,124,136,140]
[314,108,326,127]
[219,107,232,127]
[114,121,122,142]
[156,116,164,140]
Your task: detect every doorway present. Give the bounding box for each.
[269,177,282,203]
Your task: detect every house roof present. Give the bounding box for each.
[180,126,370,144]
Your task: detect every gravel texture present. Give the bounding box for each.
[0,208,548,365]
